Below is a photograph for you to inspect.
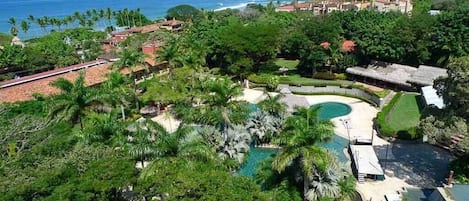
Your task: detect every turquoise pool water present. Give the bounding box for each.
[238,102,351,177]
[314,102,352,120]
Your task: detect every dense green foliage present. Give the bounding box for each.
[1,1,469,198]
[166,4,202,21]
[421,57,469,182]
[0,28,105,81]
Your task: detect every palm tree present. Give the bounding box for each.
[306,154,343,201]
[124,120,161,168]
[20,20,29,35]
[203,77,243,128]
[112,49,146,109]
[113,48,146,86]
[100,72,136,120]
[157,43,182,78]
[246,110,277,145]
[48,71,102,129]
[105,7,113,30]
[77,112,123,144]
[8,17,18,36]
[272,106,335,201]
[27,15,35,22]
[258,92,287,117]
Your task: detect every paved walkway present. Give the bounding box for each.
[299,95,388,146]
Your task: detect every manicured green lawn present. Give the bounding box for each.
[387,94,422,131]
[280,74,353,86]
[274,58,299,70]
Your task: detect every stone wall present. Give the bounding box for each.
[278,84,392,108]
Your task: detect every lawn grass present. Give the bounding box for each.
[280,74,353,86]
[387,94,422,131]
[274,58,299,70]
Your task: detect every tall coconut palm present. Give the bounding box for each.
[123,120,161,168]
[105,7,113,29]
[48,71,103,129]
[112,49,146,109]
[272,106,335,201]
[20,20,29,34]
[203,77,244,128]
[100,72,135,120]
[27,15,35,22]
[157,43,182,78]
[112,49,146,86]
[8,17,18,36]
[77,112,123,145]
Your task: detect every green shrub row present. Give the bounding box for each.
[313,72,336,80]
[248,74,390,99]
[376,93,402,137]
[291,91,378,107]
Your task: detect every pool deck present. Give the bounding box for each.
[154,89,430,201]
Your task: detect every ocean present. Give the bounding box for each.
[0,0,282,38]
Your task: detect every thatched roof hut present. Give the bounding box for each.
[346,62,447,88]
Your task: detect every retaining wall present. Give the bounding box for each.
[278,84,392,108]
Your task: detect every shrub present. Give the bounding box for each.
[335,73,347,80]
[313,72,336,80]
[265,76,280,91]
[450,154,469,183]
[247,74,271,84]
[376,93,402,138]
[396,127,421,140]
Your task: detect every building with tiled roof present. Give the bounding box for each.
[0,60,112,103]
[275,5,295,12]
[0,58,168,103]
[160,19,183,32]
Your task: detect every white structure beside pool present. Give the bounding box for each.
[421,86,445,109]
[350,145,385,182]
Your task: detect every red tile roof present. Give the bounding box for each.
[0,61,149,103]
[0,62,113,103]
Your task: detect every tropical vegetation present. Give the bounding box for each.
[1,0,469,199]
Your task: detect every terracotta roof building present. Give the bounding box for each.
[160,19,183,32]
[0,60,113,103]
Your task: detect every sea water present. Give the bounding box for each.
[0,0,288,38]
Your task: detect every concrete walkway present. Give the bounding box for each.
[299,95,388,146]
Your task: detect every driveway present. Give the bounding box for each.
[374,142,455,187]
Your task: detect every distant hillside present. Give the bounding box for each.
[0,32,12,46]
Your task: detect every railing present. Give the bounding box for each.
[0,59,108,89]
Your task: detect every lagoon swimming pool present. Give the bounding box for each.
[238,102,352,177]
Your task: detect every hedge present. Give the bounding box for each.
[249,74,390,98]
[376,93,402,137]
[375,93,421,140]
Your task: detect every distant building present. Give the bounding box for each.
[370,0,412,13]
[421,86,445,109]
[142,41,163,55]
[159,19,183,32]
[11,36,25,48]
[106,23,162,45]
[275,4,295,12]
[275,0,412,15]
[429,10,441,15]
